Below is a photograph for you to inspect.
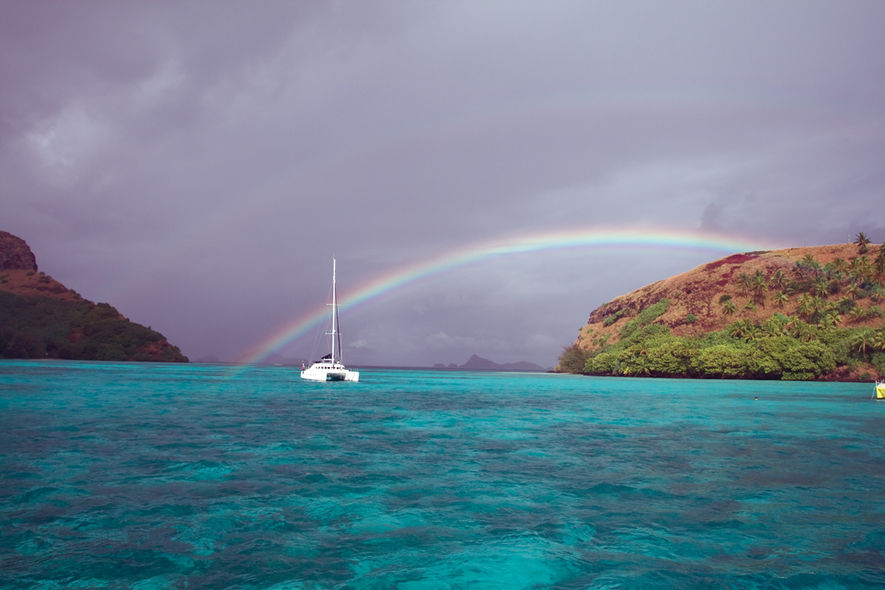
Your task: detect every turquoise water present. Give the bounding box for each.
[1,360,883,589]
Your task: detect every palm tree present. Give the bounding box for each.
[789,319,818,342]
[722,300,736,316]
[823,309,841,327]
[850,256,873,285]
[848,306,866,324]
[802,254,821,278]
[793,260,805,281]
[797,294,815,320]
[875,242,885,277]
[832,257,849,277]
[729,319,756,341]
[871,330,885,353]
[827,278,841,296]
[771,269,788,290]
[823,262,837,280]
[850,329,874,356]
[773,290,789,308]
[813,277,829,299]
[763,314,788,336]
[813,296,829,318]
[737,272,752,294]
[751,270,768,304]
[855,232,871,254]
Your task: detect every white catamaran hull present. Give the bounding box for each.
[301,364,359,382]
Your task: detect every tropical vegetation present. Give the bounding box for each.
[559,238,885,380]
[0,290,188,362]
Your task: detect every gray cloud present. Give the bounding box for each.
[2,1,884,366]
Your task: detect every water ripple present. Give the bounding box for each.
[1,361,883,588]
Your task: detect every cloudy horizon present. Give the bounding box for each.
[3,1,884,367]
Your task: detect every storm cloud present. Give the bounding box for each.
[3,1,884,366]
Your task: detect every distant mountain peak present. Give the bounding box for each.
[459,354,546,372]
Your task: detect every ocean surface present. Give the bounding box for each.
[1,360,883,589]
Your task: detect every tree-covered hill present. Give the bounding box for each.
[0,231,187,362]
[558,237,885,381]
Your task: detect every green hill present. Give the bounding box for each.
[0,231,187,362]
[558,239,885,381]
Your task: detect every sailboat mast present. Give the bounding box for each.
[331,257,337,364]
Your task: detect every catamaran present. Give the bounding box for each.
[300,258,359,382]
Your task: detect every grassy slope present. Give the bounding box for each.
[561,243,884,381]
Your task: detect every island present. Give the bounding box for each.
[558,237,884,381]
[434,354,547,372]
[0,231,187,362]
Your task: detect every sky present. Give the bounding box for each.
[2,1,884,367]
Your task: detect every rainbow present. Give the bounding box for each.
[237,226,781,364]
